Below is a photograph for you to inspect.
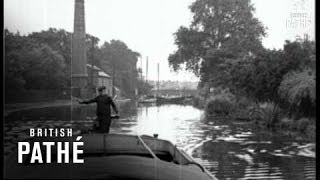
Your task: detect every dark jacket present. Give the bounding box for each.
[81,94,118,116]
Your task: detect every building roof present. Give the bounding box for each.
[87,64,111,78]
[86,64,101,71]
[98,71,111,78]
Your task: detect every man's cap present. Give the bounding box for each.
[98,86,106,91]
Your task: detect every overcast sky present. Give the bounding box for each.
[4,0,315,82]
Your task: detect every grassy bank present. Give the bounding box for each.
[194,93,315,142]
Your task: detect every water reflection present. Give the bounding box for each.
[4,102,315,179]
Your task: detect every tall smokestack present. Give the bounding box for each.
[71,0,88,98]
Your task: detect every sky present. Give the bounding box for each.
[4,0,315,82]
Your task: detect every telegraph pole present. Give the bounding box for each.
[146,56,148,84]
[140,56,143,81]
[157,62,160,97]
[112,63,115,98]
[91,37,95,96]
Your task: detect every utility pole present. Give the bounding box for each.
[112,64,115,98]
[146,56,148,84]
[131,65,134,97]
[140,56,143,81]
[157,62,159,97]
[91,37,95,96]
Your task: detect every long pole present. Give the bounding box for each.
[140,56,143,81]
[157,63,159,97]
[112,65,115,97]
[137,56,142,97]
[146,56,148,84]
[131,66,134,97]
[91,37,94,96]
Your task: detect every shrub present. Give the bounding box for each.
[279,117,295,130]
[231,96,255,120]
[248,102,282,128]
[279,117,315,141]
[295,118,311,132]
[205,97,234,117]
[306,125,316,140]
[193,95,205,109]
[236,96,253,109]
[278,68,315,117]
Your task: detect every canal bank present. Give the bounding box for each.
[4,100,72,117]
[192,93,316,144]
[4,98,131,117]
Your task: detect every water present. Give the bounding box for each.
[4,102,316,180]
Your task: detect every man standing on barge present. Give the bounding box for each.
[79,86,119,133]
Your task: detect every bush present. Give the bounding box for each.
[193,95,206,109]
[212,88,236,102]
[205,97,234,117]
[295,118,311,132]
[278,68,316,117]
[279,117,315,141]
[306,125,316,140]
[279,117,295,130]
[231,96,255,120]
[248,102,282,128]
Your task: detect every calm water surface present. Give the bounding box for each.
[4,102,316,180]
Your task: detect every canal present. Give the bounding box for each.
[4,101,316,180]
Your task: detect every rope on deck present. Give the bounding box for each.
[137,135,159,160]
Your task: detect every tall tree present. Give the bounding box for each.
[4,30,28,91]
[168,0,266,87]
[29,28,72,66]
[228,39,315,104]
[5,28,141,99]
[99,40,140,97]
[22,45,66,90]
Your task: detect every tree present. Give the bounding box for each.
[228,49,284,101]
[86,34,100,67]
[22,45,66,90]
[168,0,266,88]
[278,68,315,117]
[5,29,67,91]
[29,28,72,66]
[28,28,73,87]
[99,40,140,97]
[4,30,28,92]
[5,28,141,100]
[228,39,315,105]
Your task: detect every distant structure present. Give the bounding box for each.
[71,0,88,98]
[86,64,113,95]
